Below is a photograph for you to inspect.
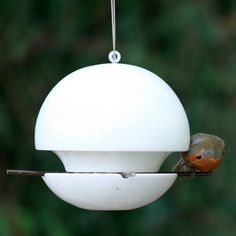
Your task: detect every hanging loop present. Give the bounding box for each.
[109,0,121,63]
[108,50,121,63]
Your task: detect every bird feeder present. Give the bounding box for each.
[34,63,190,210]
[6,0,195,211]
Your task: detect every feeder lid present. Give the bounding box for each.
[35,63,190,151]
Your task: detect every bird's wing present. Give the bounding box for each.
[171,158,194,172]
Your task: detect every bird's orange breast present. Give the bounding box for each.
[184,154,222,172]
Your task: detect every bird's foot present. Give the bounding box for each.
[207,171,212,177]
[190,170,196,178]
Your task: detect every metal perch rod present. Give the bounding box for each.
[6,169,211,177]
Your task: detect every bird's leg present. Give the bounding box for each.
[182,162,196,177]
[189,166,196,178]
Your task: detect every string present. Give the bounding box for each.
[111,0,116,53]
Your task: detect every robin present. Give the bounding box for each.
[172,133,226,173]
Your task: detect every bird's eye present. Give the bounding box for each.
[196,155,202,159]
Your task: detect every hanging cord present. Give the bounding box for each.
[108,0,121,63]
[111,0,116,52]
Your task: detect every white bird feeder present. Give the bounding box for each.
[34,63,190,210]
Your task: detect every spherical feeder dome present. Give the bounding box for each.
[35,63,190,152]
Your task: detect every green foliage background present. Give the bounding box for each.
[1,0,236,235]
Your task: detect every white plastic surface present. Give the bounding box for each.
[54,151,170,172]
[35,63,190,151]
[42,173,177,210]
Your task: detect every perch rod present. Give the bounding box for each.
[6,169,211,177]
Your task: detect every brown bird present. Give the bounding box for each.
[172,133,226,173]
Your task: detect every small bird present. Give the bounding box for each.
[172,133,226,173]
